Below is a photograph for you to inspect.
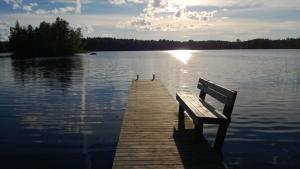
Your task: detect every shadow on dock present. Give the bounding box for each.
[173,128,226,169]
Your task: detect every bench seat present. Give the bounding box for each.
[176,92,227,124]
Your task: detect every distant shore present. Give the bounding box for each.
[2,37,299,54]
[84,37,300,51]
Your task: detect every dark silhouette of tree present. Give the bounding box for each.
[8,18,84,57]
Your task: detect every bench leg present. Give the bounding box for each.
[195,122,204,141]
[213,123,229,154]
[178,105,185,130]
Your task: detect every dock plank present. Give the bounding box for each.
[113,80,226,169]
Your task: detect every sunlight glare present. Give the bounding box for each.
[166,50,193,64]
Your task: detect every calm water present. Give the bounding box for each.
[0,50,300,169]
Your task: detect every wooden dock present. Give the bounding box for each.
[113,80,226,169]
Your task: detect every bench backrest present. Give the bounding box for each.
[197,78,237,118]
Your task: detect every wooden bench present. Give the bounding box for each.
[176,78,237,154]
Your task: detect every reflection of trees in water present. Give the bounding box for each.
[11,56,85,133]
[9,56,115,169]
[11,56,83,88]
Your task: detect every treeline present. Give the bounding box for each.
[85,38,300,51]
[1,18,300,54]
[2,37,300,54]
[8,18,84,57]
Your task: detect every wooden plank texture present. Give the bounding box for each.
[113,80,226,169]
[176,92,227,124]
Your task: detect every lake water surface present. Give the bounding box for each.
[0,50,300,169]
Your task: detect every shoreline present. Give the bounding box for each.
[1,48,300,56]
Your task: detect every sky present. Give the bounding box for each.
[0,0,300,41]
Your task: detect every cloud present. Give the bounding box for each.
[72,24,94,36]
[0,20,11,41]
[4,0,82,14]
[109,0,300,10]
[0,20,10,28]
[175,0,261,8]
[109,0,126,5]
[35,0,81,15]
[3,0,23,9]
[0,30,9,41]
[178,0,300,10]
[50,0,91,4]
[108,0,260,8]
[76,0,81,13]
[109,0,145,5]
[35,7,76,15]
[23,3,38,12]
[50,0,95,14]
[124,0,217,31]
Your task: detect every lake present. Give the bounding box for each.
[0,50,300,169]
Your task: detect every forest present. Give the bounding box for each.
[85,38,300,51]
[7,18,84,57]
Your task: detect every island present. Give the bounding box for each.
[8,18,84,58]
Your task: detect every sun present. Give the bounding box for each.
[166,50,193,64]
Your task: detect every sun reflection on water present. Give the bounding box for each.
[166,50,193,64]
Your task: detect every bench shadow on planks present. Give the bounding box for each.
[176,78,238,155]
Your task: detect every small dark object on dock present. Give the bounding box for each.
[89,52,97,55]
